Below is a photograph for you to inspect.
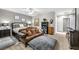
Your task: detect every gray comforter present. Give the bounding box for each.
[28,35,57,50]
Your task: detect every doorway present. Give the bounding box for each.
[63,18,70,32]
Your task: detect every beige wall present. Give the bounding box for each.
[76,8,79,30]
[32,11,55,28]
[0,9,32,24]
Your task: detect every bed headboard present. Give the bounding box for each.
[11,22,28,29]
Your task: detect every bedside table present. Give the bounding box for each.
[48,27,54,35]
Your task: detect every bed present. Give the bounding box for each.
[12,22,44,44]
[11,22,27,40]
[11,22,57,50]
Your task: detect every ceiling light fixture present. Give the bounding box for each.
[26,8,34,15]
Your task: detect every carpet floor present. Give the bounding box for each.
[4,33,70,50]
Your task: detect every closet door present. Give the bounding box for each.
[57,16,63,32]
[63,18,70,32]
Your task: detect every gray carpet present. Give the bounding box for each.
[0,36,17,50]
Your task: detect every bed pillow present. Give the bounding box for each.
[19,24,24,27]
[20,30,27,34]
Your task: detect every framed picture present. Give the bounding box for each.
[50,19,53,24]
[34,18,39,26]
[15,16,19,19]
[22,18,25,22]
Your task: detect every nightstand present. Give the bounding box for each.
[48,27,54,35]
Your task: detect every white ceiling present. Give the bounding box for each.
[1,8,74,16]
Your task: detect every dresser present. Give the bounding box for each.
[69,30,79,49]
[0,27,10,38]
[48,27,54,35]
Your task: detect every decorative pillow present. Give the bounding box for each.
[27,30,32,36]
[35,28,40,33]
[31,29,36,35]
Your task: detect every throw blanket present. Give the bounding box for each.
[28,35,57,50]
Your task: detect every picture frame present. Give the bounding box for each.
[34,18,39,26]
[50,19,53,24]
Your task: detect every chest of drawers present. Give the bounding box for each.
[0,29,10,38]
